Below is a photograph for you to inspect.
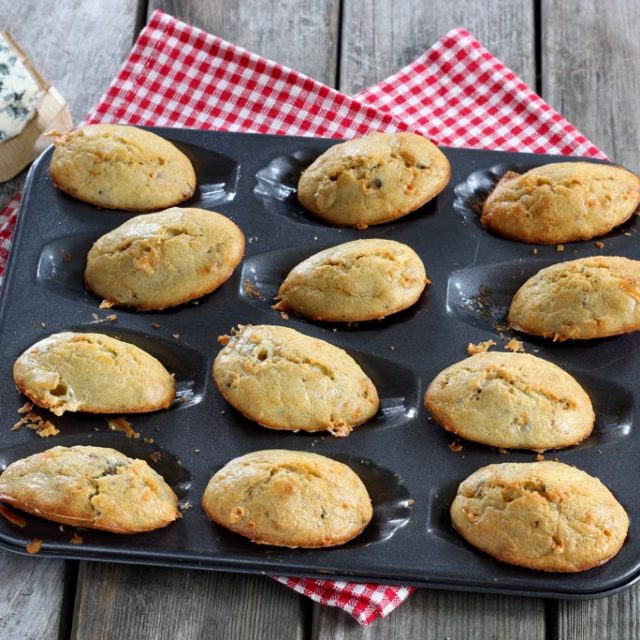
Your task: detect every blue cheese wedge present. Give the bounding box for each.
[0,33,41,142]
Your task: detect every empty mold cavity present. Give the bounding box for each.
[571,373,634,450]
[425,482,466,545]
[65,325,208,410]
[453,162,517,231]
[356,352,421,431]
[446,258,555,332]
[37,233,96,300]
[239,245,428,328]
[254,147,331,227]
[337,455,413,548]
[168,140,239,208]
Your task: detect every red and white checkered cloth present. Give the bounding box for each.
[0,10,606,625]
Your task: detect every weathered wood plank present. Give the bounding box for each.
[0,553,68,640]
[72,564,307,640]
[150,0,341,86]
[72,4,341,639]
[339,0,535,93]
[543,3,640,637]
[0,3,140,639]
[0,0,142,208]
[329,2,543,635]
[542,0,640,170]
[313,590,546,640]
[555,589,640,640]
[0,0,142,123]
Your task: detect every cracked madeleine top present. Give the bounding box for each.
[425,352,594,451]
[202,449,372,548]
[212,324,379,436]
[275,238,428,322]
[85,207,245,310]
[481,162,640,244]
[13,332,175,416]
[0,446,180,533]
[297,132,450,227]
[48,124,196,211]
[508,256,640,340]
[451,461,628,572]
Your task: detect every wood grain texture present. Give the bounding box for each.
[554,587,640,640]
[313,590,545,640]
[339,0,535,93]
[0,3,141,636]
[149,0,340,86]
[0,0,143,208]
[71,564,307,640]
[74,0,339,639]
[329,3,543,634]
[0,553,67,640]
[72,4,341,638]
[0,0,142,122]
[542,0,640,170]
[544,3,640,630]
[555,586,640,640]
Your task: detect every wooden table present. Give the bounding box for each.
[0,1,638,638]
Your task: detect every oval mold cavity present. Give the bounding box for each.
[0,433,190,537]
[204,454,413,552]
[571,372,634,451]
[64,325,209,410]
[425,368,634,453]
[453,161,638,240]
[336,455,413,548]
[254,147,331,227]
[170,140,239,208]
[425,481,467,546]
[239,244,428,328]
[446,258,557,332]
[37,232,97,301]
[255,147,442,229]
[214,343,421,435]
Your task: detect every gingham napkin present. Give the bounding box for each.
[0,10,605,625]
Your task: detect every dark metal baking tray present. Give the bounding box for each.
[0,128,638,599]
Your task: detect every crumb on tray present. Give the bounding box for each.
[467,339,496,355]
[70,532,83,545]
[26,538,42,554]
[243,279,263,300]
[107,417,140,439]
[505,338,525,353]
[12,410,59,437]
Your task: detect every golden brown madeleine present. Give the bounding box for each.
[275,238,428,322]
[212,325,379,436]
[202,449,372,548]
[451,461,628,572]
[85,207,245,311]
[297,132,450,227]
[508,256,640,341]
[48,124,196,211]
[13,332,175,416]
[425,352,594,451]
[0,446,180,533]
[481,162,640,244]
